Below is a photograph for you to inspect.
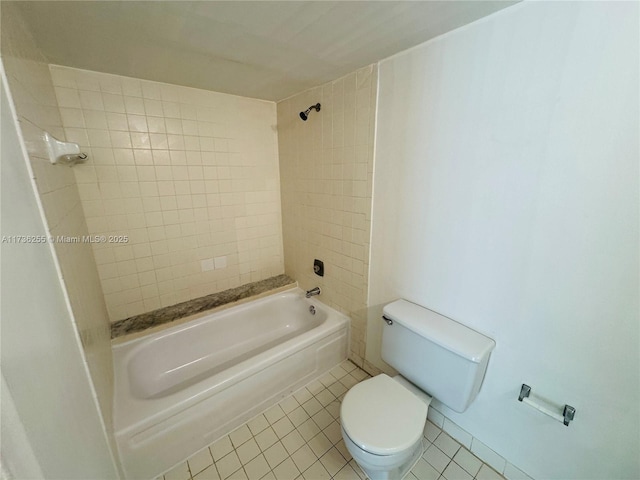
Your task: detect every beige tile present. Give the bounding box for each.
[453,448,482,477]
[293,388,313,405]
[333,463,361,480]
[434,432,461,458]
[301,398,323,417]
[291,444,317,473]
[272,457,300,480]
[263,441,288,469]
[210,436,234,462]
[287,406,310,427]
[216,451,242,480]
[410,458,440,480]
[423,444,450,473]
[247,414,270,436]
[282,429,305,455]
[308,431,333,458]
[476,464,506,480]
[236,439,261,465]
[442,460,473,480]
[229,425,253,448]
[194,464,221,480]
[312,409,334,430]
[255,427,279,452]
[279,396,300,414]
[272,416,295,439]
[264,405,286,424]
[301,460,331,480]
[318,447,348,476]
[243,454,270,480]
[188,448,214,476]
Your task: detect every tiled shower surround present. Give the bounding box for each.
[277,65,377,366]
[50,65,284,321]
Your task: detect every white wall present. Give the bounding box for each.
[0,2,116,438]
[369,2,639,479]
[1,73,119,479]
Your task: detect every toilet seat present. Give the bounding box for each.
[341,374,428,456]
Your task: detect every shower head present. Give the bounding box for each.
[299,103,321,121]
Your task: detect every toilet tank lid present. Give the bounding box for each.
[383,300,496,363]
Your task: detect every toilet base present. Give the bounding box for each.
[342,426,424,480]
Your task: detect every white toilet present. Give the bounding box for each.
[340,299,496,480]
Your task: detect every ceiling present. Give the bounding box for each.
[12,1,518,101]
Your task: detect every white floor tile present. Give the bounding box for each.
[291,444,317,473]
[247,414,270,436]
[476,464,506,480]
[423,444,450,473]
[302,460,331,480]
[210,436,234,462]
[254,427,278,452]
[216,452,242,480]
[193,465,221,480]
[443,460,473,480]
[243,454,270,480]
[298,418,321,442]
[313,409,334,430]
[279,396,300,414]
[273,416,295,439]
[236,439,260,465]
[264,404,286,424]
[410,458,439,480]
[319,447,348,476]
[434,432,461,458]
[282,429,306,455]
[188,448,214,476]
[333,463,361,480]
[229,425,252,449]
[301,397,323,416]
[293,387,313,405]
[264,441,288,469]
[423,421,441,443]
[328,382,348,398]
[323,421,343,445]
[288,406,311,427]
[453,448,482,476]
[308,431,333,458]
[272,457,301,480]
[316,388,337,407]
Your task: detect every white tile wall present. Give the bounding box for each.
[50,66,284,321]
[277,65,377,366]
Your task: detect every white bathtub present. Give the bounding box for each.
[112,287,349,479]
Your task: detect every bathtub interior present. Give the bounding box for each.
[125,293,326,399]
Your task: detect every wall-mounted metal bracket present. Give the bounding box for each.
[518,383,576,427]
[563,405,576,426]
[518,384,531,401]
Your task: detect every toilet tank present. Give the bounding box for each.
[381,299,495,413]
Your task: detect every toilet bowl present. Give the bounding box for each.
[340,374,430,480]
[340,299,496,479]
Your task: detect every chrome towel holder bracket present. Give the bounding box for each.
[518,383,576,426]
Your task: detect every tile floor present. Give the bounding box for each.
[161,361,506,480]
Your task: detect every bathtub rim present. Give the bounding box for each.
[111,281,297,345]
